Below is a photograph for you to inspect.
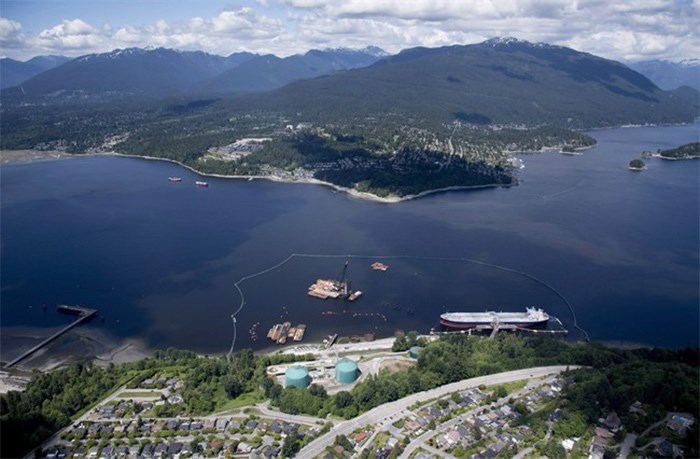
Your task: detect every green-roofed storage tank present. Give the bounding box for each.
[284,365,310,388]
[335,358,359,384]
[409,346,424,359]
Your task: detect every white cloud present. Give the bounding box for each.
[2,0,697,62]
[282,0,329,8]
[0,17,26,49]
[37,18,104,51]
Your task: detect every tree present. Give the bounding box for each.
[282,432,300,457]
[268,384,283,401]
[629,159,645,170]
[260,376,275,397]
[335,391,353,409]
[334,434,353,452]
[224,377,244,398]
[308,384,327,398]
[495,386,508,398]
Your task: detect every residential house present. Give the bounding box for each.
[655,439,677,458]
[629,401,646,416]
[667,413,695,436]
[561,438,577,451]
[354,432,369,443]
[165,419,179,431]
[153,443,167,455]
[269,421,282,434]
[602,412,622,432]
[215,418,228,431]
[167,442,183,455]
[405,420,421,432]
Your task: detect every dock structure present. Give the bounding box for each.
[488,321,502,340]
[325,333,338,349]
[266,322,306,345]
[4,305,97,368]
[432,318,568,339]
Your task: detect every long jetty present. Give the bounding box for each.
[4,305,98,368]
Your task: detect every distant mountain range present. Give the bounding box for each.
[229,37,698,128]
[8,48,256,96]
[200,46,388,94]
[0,55,71,89]
[3,41,697,114]
[4,46,388,97]
[626,59,700,91]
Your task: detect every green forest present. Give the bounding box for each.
[0,91,600,199]
[2,335,697,458]
[658,142,700,159]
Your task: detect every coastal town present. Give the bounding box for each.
[31,337,696,459]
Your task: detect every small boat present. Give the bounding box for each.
[168,177,182,182]
[195,181,208,187]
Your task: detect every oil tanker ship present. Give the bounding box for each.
[440,307,549,329]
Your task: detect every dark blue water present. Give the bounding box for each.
[2,121,698,352]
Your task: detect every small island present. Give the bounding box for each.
[654,142,700,160]
[628,158,646,171]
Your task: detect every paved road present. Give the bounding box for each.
[33,384,132,456]
[297,366,578,458]
[619,433,637,459]
[250,401,340,427]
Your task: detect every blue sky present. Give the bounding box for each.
[1,0,698,61]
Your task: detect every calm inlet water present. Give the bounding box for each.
[1,121,698,353]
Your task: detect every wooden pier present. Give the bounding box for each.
[4,305,97,368]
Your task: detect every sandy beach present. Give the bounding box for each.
[0,149,78,165]
[1,325,151,372]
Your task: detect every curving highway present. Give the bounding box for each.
[297,365,579,458]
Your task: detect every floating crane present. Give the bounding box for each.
[339,260,349,296]
[308,259,362,301]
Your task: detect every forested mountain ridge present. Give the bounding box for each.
[3,47,257,97]
[1,46,387,98]
[199,46,388,94]
[628,59,700,91]
[229,38,698,129]
[0,55,71,89]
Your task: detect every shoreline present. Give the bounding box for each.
[0,325,151,372]
[651,153,699,161]
[0,149,79,165]
[1,149,512,204]
[583,118,698,133]
[87,151,515,203]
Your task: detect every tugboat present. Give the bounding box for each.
[195,181,209,187]
[168,177,182,182]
